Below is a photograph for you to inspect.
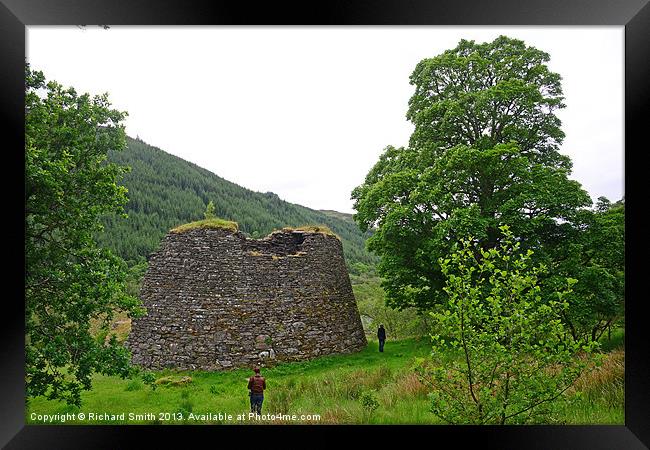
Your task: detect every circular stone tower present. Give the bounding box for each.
[126,221,368,370]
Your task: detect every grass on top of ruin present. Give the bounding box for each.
[170,217,239,234]
[25,336,624,425]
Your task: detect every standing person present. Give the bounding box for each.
[377,324,387,352]
[248,367,266,414]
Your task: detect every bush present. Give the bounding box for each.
[140,371,157,391]
[359,390,380,420]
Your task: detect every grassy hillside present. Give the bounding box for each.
[26,339,431,424]
[26,338,623,425]
[96,136,378,267]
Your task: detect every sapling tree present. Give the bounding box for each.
[204,200,217,220]
[416,226,593,424]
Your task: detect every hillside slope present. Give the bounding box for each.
[97,137,377,267]
[318,210,355,223]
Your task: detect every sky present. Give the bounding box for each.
[26,26,624,214]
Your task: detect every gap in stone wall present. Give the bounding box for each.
[242,231,307,257]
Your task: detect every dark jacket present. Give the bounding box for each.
[248,374,266,394]
[377,327,386,340]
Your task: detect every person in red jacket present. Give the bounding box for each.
[248,367,266,414]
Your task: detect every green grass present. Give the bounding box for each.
[26,339,431,425]
[170,217,239,234]
[598,326,625,352]
[25,338,623,425]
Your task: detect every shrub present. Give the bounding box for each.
[141,371,157,391]
[359,390,380,419]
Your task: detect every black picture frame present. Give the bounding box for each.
[3,0,648,447]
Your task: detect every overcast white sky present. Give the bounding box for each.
[26,26,624,214]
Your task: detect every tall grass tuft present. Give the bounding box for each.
[178,389,194,415]
[572,349,624,407]
[268,386,294,414]
[391,371,429,399]
[341,365,394,399]
[320,405,353,424]
[376,369,428,409]
[125,379,143,392]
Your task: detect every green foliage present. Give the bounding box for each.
[124,261,148,298]
[359,390,380,415]
[598,326,624,353]
[140,371,157,391]
[351,36,592,311]
[352,269,431,339]
[204,200,217,220]
[417,226,594,424]
[25,65,144,407]
[95,137,378,268]
[550,198,625,345]
[125,379,143,392]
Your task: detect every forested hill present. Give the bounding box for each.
[318,210,355,222]
[96,137,377,268]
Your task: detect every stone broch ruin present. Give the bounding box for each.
[126,224,367,370]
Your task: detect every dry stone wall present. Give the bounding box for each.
[126,227,367,370]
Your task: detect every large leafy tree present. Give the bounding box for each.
[352,36,592,311]
[25,65,143,406]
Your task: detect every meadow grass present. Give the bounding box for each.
[26,337,623,425]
